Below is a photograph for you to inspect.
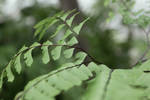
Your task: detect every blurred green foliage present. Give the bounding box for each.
[0,0,147,99]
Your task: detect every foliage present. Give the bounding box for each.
[107,0,150,28]
[82,60,150,100]
[1,0,150,100]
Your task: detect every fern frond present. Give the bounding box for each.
[82,60,150,100]
[0,42,88,88]
[34,11,64,38]
[15,62,101,100]
[0,15,89,89]
[0,10,91,100]
[110,0,150,28]
[34,9,88,40]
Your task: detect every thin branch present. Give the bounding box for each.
[56,17,77,35]
[131,29,150,67]
[0,42,103,79]
[119,1,150,68]
[75,46,103,65]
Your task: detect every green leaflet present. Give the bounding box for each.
[0,70,5,89]
[57,70,82,86]
[34,17,52,29]
[34,26,44,37]
[82,65,111,100]
[16,62,100,100]
[63,48,74,59]
[33,9,89,40]
[61,29,72,40]
[69,67,89,81]
[34,17,53,37]
[67,37,78,46]
[14,45,28,74]
[24,42,40,67]
[39,20,59,40]
[24,49,33,67]
[51,24,65,38]
[60,9,76,21]
[14,54,22,74]
[66,12,79,26]
[51,46,62,60]
[25,88,53,100]
[34,11,63,29]
[73,17,89,34]
[88,62,102,74]
[79,64,93,77]
[74,52,87,64]
[33,9,88,40]
[34,15,59,39]
[41,41,52,64]
[48,74,74,91]
[35,81,60,97]
[6,61,14,82]
[51,40,65,60]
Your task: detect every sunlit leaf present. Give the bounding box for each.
[41,41,52,64]
[6,61,14,82]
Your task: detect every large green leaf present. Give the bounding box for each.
[82,65,111,100]
[82,60,150,100]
